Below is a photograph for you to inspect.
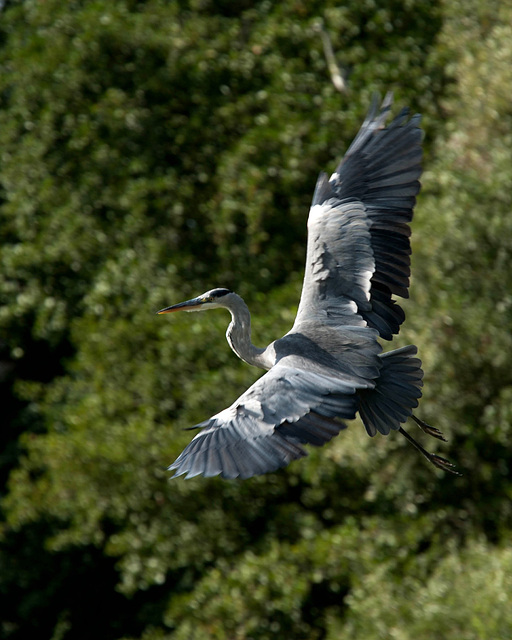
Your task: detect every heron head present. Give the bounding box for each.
[157,288,233,314]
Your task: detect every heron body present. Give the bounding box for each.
[159,95,458,479]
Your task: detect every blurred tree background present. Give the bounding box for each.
[1,0,512,638]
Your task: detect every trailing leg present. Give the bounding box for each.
[399,426,460,475]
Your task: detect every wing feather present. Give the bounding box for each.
[295,95,422,340]
[276,413,346,447]
[168,353,365,479]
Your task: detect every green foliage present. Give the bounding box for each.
[408,0,512,538]
[1,0,511,639]
[342,539,512,640]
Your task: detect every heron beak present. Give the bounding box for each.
[157,297,204,314]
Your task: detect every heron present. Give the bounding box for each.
[158,94,459,480]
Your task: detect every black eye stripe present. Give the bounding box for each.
[209,288,232,298]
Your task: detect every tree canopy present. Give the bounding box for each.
[1,1,512,638]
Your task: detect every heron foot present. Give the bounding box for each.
[427,452,461,475]
[412,415,447,441]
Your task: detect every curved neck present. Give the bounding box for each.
[224,293,271,369]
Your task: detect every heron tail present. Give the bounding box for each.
[358,345,423,436]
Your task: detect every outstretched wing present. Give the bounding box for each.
[169,348,373,479]
[294,94,422,340]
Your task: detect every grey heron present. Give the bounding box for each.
[159,94,459,479]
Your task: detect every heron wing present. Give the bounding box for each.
[169,350,368,480]
[294,94,422,339]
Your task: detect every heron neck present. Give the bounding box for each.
[225,295,271,370]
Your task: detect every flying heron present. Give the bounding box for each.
[158,94,459,480]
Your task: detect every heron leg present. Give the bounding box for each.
[411,414,447,441]
[398,426,461,475]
